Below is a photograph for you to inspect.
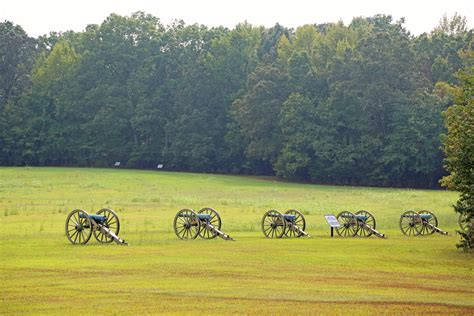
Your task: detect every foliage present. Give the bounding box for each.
[441,48,474,250]
[0,21,40,165]
[0,13,472,188]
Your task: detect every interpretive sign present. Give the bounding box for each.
[324,214,340,237]
[324,214,340,228]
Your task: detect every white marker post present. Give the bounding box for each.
[324,214,340,237]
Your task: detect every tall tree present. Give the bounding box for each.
[441,48,474,250]
[0,21,38,164]
[414,13,472,85]
[230,64,288,173]
[23,40,80,165]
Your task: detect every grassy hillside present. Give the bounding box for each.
[0,167,472,314]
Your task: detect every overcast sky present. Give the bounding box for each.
[1,0,473,37]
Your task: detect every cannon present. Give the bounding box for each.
[65,208,127,245]
[173,208,234,240]
[399,210,448,236]
[335,210,386,238]
[458,213,473,232]
[261,209,310,238]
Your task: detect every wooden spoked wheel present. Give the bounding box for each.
[458,213,471,232]
[93,208,120,243]
[261,210,286,238]
[355,210,376,237]
[174,209,200,240]
[198,207,221,239]
[399,210,422,236]
[284,209,306,237]
[335,211,359,237]
[65,209,93,245]
[418,210,437,236]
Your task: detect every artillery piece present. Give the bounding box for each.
[458,213,473,232]
[261,209,310,238]
[65,208,127,245]
[399,210,448,236]
[335,210,386,238]
[173,208,234,240]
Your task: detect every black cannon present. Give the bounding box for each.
[335,210,386,238]
[261,209,310,238]
[65,208,127,245]
[399,210,448,236]
[173,208,234,240]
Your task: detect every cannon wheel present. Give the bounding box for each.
[174,209,200,240]
[418,210,437,235]
[335,211,359,237]
[93,208,120,243]
[198,207,221,239]
[399,210,422,236]
[261,210,286,238]
[355,210,376,237]
[284,209,306,237]
[65,209,93,245]
[458,213,471,232]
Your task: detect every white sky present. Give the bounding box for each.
[1,0,473,37]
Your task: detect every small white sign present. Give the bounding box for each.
[114,162,121,167]
[324,214,340,228]
[157,164,163,169]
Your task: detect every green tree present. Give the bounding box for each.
[275,92,314,178]
[25,40,80,165]
[441,49,474,250]
[168,23,260,171]
[230,64,288,173]
[0,21,38,164]
[414,13,472,85]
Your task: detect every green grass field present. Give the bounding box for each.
[1,167,473,314]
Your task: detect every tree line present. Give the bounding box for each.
[0,12,472,188]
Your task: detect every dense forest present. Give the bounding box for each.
[0,13,472,187]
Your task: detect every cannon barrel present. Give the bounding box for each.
[358,222,386,238]
[286,222,311,237]
[96,223,128,245]
[200,221,235,241]
[425,222,449,235]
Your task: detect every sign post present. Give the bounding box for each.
[324,214,340,237]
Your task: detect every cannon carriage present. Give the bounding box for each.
[458,213,473,232]
[173,207,234,240]
[335,210,386,238]
[261,209,310,238]
[399,210,448,236]
[65,208,127,245]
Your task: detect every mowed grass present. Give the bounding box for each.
[0,167,473,315]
